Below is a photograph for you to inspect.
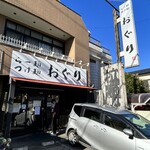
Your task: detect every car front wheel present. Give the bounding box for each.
[68,130,79,146]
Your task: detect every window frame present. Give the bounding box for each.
[73,105,83,117]
[82,106,102,123]
[102,111,131,132]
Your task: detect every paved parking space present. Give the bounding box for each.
[10,130,91,150]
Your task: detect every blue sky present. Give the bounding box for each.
[61,0,150,72]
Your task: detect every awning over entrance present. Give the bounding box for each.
[128,93,150,104]
[12,77,95,90]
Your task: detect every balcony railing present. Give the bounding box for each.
[89,37,102,47]
[102,47,111,55]
[0,34,74,63]
[89,36,111,55]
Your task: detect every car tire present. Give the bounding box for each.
[68,130,79,146]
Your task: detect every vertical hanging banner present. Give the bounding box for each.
[119,0,139,68]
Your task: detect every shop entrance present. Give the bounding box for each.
[11,89,62,136]
[10,80,93,137]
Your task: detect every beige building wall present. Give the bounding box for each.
[0,15,6,34]
[4,0,89,63]
[0,0,90,81]
[0,45,12,75]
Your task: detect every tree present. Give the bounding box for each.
[125,73,148,94]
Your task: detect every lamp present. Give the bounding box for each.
[20,43,27,52]
[81,63,89,68]
[73,60,82,66]
[39,47,43,53]
[61,55,64,60]
[71,58,75,63]
[23,43,27,49]
[33,52,36,56]
[45,56,48,60]
[50,51,55,57]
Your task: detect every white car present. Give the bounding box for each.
[66,103,150,150]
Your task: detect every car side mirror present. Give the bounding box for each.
[123,128,134,139]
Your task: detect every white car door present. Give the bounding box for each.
[100,112,136,150]
[81,119,105,150]
[76,108,104,150]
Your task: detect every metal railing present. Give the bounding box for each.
[102,47,111,55]
[89,36,111,55]
[0,34,74,63]
[89,36,102,47]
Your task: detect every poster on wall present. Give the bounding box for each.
[10,51,87,86]
[33,100,41,107]
[13,103,21,113]
[34,106,40,115]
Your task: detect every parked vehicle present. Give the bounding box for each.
[66,103,150,150]
[128,93,150,121]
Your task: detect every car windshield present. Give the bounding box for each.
[122,113,150,138]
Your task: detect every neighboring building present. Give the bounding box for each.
[89,37,112,89]
[0,0,112,137]
[127,69,150,121]
[129,68,150,92]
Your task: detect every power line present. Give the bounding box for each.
[105,0,119,13]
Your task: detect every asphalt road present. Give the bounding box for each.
[10,129,91,150]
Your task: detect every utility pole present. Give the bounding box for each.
[113,9,121,63]
[105,0,121,62]
[103,0,127,109]
[4,78,15,138]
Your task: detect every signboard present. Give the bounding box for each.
[119,0,139,68]
[101,63,127,109]
[10,51,87,86]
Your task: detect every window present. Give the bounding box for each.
[53,46,63,54]
[122,113,150,138]
[53,40,63,47]
[104,113,128,132]
[16,25,25,34]
[43,36,52,43]
[74,105,82,116]
[39,42,52,51]
[16,25,30,36]
[24,28,30,36]
[7,21,16,30]
[31,31,42,40]
[5,20,64,54]
[84,108,101,123]
[26,37,39,46]
[6,30,22,41]
[90,59,96,63]
[134,105,150,110]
